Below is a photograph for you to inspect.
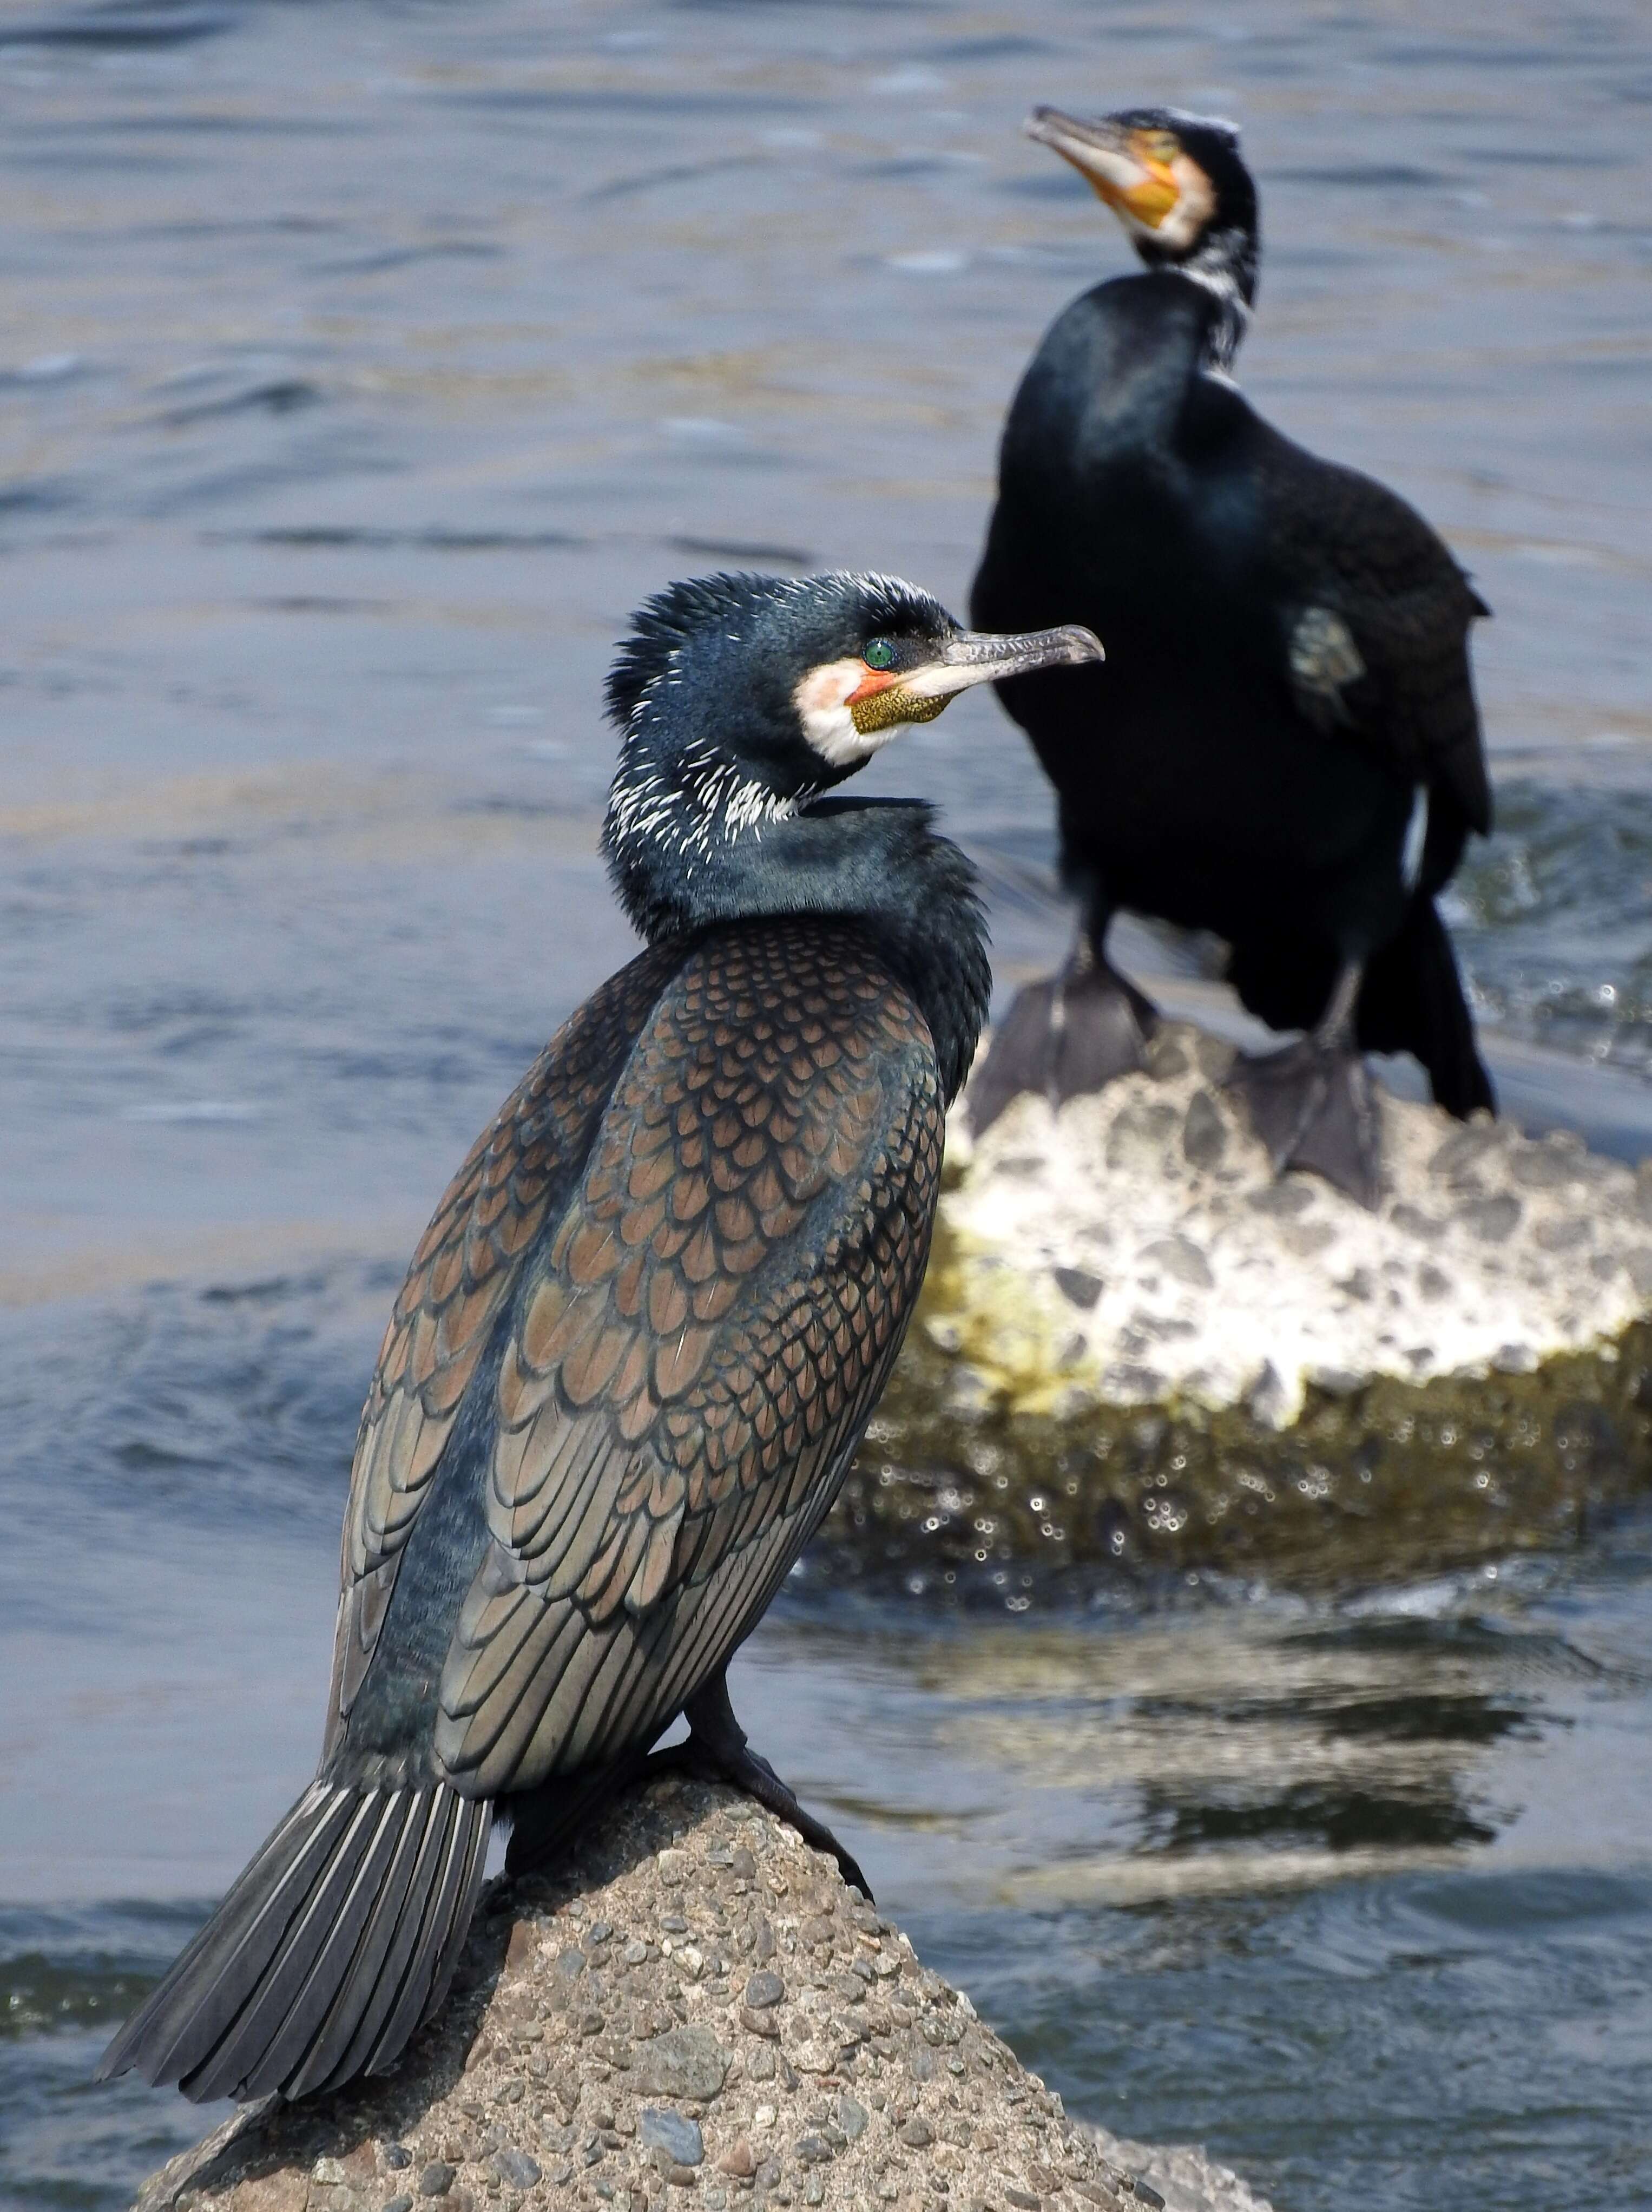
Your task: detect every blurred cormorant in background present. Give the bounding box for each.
[970,104,1493,1204]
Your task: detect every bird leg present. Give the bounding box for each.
[967,928,1156,1135]
[1225,960,1385,1209]
[502,1745,661,1883]
[641,1671,873,1900]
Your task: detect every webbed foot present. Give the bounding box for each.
[968,959,1156,1134]
[1226,1036,1384,1210]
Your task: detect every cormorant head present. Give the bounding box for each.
[1026,104,1258,346]
[603,570,1100,930]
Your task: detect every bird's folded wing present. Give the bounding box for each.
[325,942,688,1741]
[430,925,943,1798]
[1265,444,1492,835]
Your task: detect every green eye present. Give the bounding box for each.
[863,639,897,671]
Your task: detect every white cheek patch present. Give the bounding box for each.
[1149,154,1217,251]
[794,658,912,766]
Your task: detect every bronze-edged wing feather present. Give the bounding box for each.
[1258,431,1492,836]
[324,941,689,1747]
[430,920,943,1801]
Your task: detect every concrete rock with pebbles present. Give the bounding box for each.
[825,1025,1652,1588]
[938,1024,1652,1428]
[131,1781,1249,2212]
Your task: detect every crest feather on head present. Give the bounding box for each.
[605,570,955,731]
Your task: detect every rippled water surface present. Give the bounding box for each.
[3,1,1651,2207]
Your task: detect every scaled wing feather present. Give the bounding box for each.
[324,944,688,1747]
[432,923,943,1799]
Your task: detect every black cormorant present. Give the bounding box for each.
[97,569,1099,2105]
[969,104,1494,1203]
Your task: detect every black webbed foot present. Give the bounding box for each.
[968,959,1156,1135]
[643,1673,872,1900]
[1226,1035,1384,1210]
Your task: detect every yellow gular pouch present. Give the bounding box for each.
[850,685,950,735]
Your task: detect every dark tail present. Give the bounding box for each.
[1357,896,1495,1120]
[97,1780,491,2104]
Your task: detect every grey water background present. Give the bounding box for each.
[2,0,1651,2206]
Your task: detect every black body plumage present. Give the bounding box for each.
[972,108,1494,1136]
[98,572,1094,2106]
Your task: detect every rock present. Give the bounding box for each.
[634,2021,728,2101]
[1107,1098,1180,1172]
[825,1026,1652,1591]
[1512,1144,1582,1190]
[1086,2124,1276,2212]
[1430,1121,1502,1180]
[1181,1089,1228,1171]
[639,2109,703,2166]
[1246,1179,1314,1217]
[1305,1364,1364,1399]
[1140,1236,1214,1291]
[215,2172,302,2212]
[129,1781,1260,2212]
[1246,1362,1291,1430]
[1494,1343,1539,1374]
[1390,1202,1442,1242]
[1536,1217,1590,1253]
[1457,1193,1521,1243]
[1144,1028,1191,1079]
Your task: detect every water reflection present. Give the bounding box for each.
[735,1545,1652,2208]
[739,1585,1571,1908]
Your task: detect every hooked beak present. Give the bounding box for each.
[1024,106,1177,228]
[903,622,1104,701]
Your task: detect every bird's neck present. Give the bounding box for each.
[1140,227,1256,374]
[602,776,990,1103]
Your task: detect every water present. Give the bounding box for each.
[2,1,1650,2206]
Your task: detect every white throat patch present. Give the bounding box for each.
[1150,152,1217,252]
[793,659,913,767]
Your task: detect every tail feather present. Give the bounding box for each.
[97,1781,491,2104]
[181,1790,401,2102]
[284,1786,449,2101]
[334,1787,488,2100]
[1357,896,1495,1120]
[104,1783,356,2087]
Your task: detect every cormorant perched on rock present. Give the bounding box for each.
[969,104,1495,1205]
[97,571,1099,2106]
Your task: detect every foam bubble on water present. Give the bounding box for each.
[660,416,748,446]
[120,1101,260,1123]
[885,250,970,275]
